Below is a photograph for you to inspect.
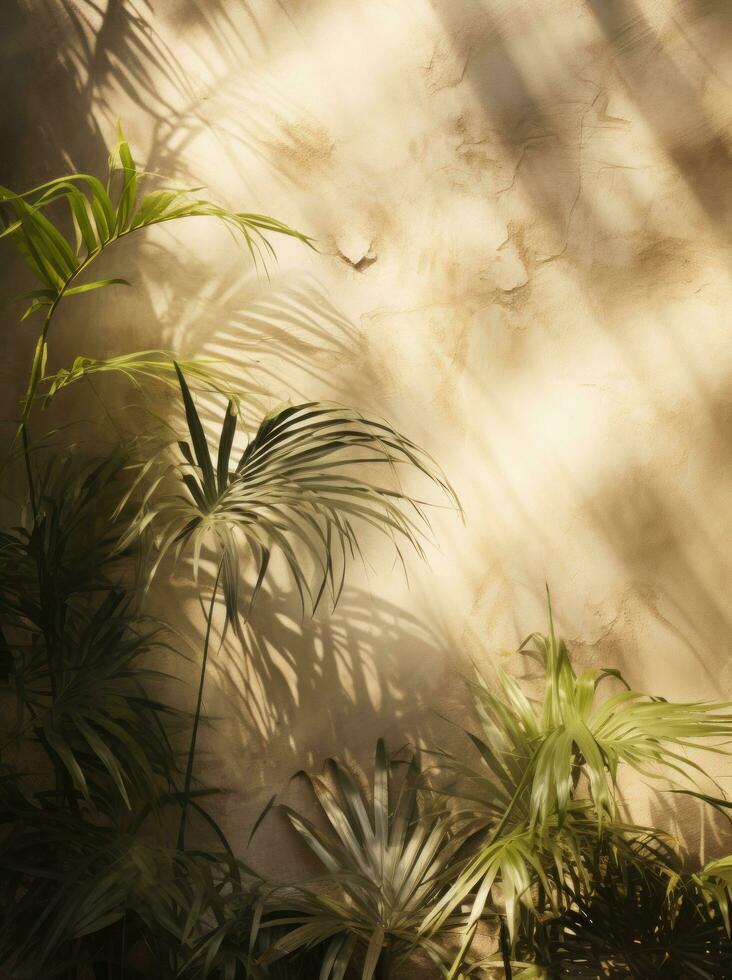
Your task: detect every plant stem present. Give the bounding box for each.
[119,911,127,980]
[176,559,224,851]
[16,253,94,442]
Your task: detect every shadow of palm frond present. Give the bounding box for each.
[161,263,363,399]
[142,571,454,868]
[645,787,732,867]
[60,0,196,122]
[215,583,449,764]
[586,0,732,243]
[584,468,732,695]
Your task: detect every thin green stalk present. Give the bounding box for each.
[499,921,513,979]
[177,559,224,851]
[119,911,127,980]
[15,263,92,815]
[19,256,93,429]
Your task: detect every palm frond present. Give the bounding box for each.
[0,126,310,321]
[0,126,310,434]
[123,365,459,626]
[0,453,181,813]
[427,601,732,957]
[261,741,470,979]
[40,349,237,408]
[696,855,732,935]
[24,593,180,809]
[464,620,732,835]
[531,846,732,979]
[0,791,242,977]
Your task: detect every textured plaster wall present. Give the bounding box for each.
[3,0,732,869]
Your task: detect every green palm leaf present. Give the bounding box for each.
[123,365,458,626]
[260,741,470,979]
[0,793,243,977]
[0,454,181,813]
[0,126,310,432]
[531,845,732,979]
[428,598,732,961]
[0,126,309,315]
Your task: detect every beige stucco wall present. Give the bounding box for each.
[3,0,732,871]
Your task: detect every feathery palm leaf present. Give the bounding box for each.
[125,365,458,852]
[468,608,732,834]
[0,454,129,624]
[40,349,236,408]
[0,454,180,812]
[0,790,241,977]
[0,127,309,429]
[695,855,732,936]
[0,126,309,318]
[181,883,329,979]
[17,591,180,809]
[123,365,458,626]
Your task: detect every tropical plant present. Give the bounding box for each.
[3,110,730,980]
[122,366,456,849]
[0,454,176,808]
[254,740,471,980]
[420,601,732,973]
[0,126,455,978]
[0,126,308,436]
[0,786,242,978]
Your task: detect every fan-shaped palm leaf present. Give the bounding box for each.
[531,845,732,979]
[260,740,470,980]
[126,364,457,623]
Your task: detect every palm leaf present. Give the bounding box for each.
[0,127,310,435]
[531,846,732,978]
[429,600,732,962]
[0,127,310,318]
[259,741,470,979]
[0,453,181,814]
[123,366,458,628]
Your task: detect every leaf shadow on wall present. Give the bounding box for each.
[585,0,732,242]
[146,569,455,872]
[646,789,732,868]
[588,471,732,697]
[426,0,732,314]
